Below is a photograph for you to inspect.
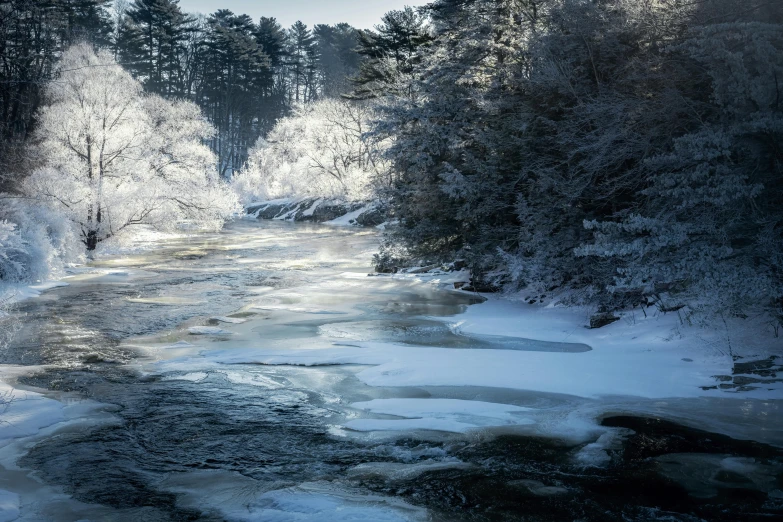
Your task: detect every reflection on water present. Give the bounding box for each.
[2,220,782,521]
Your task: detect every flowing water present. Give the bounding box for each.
[1,220,781,521]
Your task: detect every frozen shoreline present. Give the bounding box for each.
[197,292,781,401]
[1,219,781,522]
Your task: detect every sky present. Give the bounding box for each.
[176,1,430,30]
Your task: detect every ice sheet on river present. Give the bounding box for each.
[161,471,427,522]
[202,339,724,400]
[199,297,782,401]
[345,398,535,433]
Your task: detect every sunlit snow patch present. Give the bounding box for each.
[345,398,535,433]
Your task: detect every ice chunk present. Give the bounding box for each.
[345,398,535,433]
[0,489,20,522]
[210,316,247,324]
[163,340,197,349]
[188,326,232,335]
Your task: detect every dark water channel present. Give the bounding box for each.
[1,220,782,521]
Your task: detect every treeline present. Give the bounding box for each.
[0,0,368,178]
[372,0,783,320]
[4,0,782,323]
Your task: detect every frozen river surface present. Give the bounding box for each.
[0,220,781,521]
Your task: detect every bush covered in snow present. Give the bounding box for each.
[231,98,390,205]
[22,44,239,252]
[0,199,82,349]
[0,200,81,286]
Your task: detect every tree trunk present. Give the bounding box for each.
[85,230,99,251]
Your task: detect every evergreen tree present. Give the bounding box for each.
[314,23,360,98]
[253,16,288,128]
[286,21,318,104]
[0,0,112,188]
[351,6,430,99]
[119,0,191,95]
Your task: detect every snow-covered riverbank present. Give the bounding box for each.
[1,220,781,521]
[245,198,384,227]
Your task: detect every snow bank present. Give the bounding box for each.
[245,198,384,228]
[1,280,69,305]
[206,340,725,399]
[323,203,376,226]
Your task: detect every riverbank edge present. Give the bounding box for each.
[245,197,385,227]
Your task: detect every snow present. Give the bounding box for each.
[220,370,284,389]
[1,280,69,304]
[385,268,471,286]
[345,398,535,433]
[204,338,725,400]
[324,204,374,227]
[198,296,783,402]
[302,198,324,217]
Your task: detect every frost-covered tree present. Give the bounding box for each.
[375,0,783,320]
[232,98,389,204]
[351,6,431,100]
[578,21,783,315]
[23,43,238,251]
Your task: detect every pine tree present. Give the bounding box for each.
[119,0,191,95]
[313,23,360,98]
[286,21,317,104]
[198,10,272,176]
[351,6,430,99]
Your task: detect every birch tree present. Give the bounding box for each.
[23,43,238,252]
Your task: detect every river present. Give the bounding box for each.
[0,219,781,521]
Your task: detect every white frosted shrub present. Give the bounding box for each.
[232,99,389,204]
[23,43,240,251]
